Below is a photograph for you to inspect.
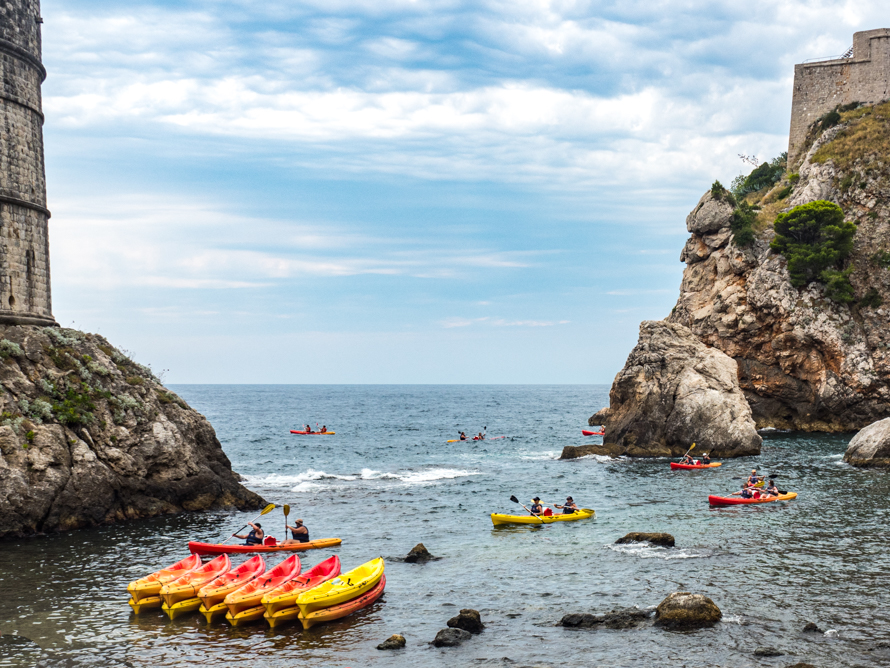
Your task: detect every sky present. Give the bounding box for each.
[38,0,887,383]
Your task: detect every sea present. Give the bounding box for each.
[0,384,888,667]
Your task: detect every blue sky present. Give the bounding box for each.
[40,0,884,383]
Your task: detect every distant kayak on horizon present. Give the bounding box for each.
[290,430,335,435]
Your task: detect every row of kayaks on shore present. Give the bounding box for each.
[127,553,384,630]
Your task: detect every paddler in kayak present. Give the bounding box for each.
[280,519,310,545]
[529,497,545,516]
[747,470,763,487]
[731,486,755,499]
[555,496,578,515]
[701,453,711,465]
[459,431,467,441]
[764,479,780,496]
[319,425,327,433]
[233,522,264,546]
[475,432,485,441]
[304,424,313,434]
[680,453,694,465]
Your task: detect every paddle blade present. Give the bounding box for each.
[260,503,277,516]
[283,504,290,517]
[509,495,519,504]
[690,443,695,450]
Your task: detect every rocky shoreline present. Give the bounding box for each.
[0,325,264,538]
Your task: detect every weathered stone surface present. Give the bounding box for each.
[654,592,722,630]
[844,418,890,467]
[432,627,471,647]
[664,114,890,432]
[559,444,621,460]
[615,533,675,547]
[591,321,762,458]
[447,609,484,634]
[754,647,784,657]
[686,191,734,235]
[559,608,651,630]
[405,542,435,563]
[802,621,823,633]
[376,634,406,650]
[0,325,264,537]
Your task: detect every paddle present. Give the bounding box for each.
[509,495,544,523]
[222,503,277,544]
[283,503,290,540]
[678,442,695,462]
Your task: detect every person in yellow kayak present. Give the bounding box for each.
[555,496,579,515]
[764,480,780,496]
[459,431,467,441]
[280,519,309,545]
[529,497,545,516]
[233,522,264,546]
[320,425,327,433]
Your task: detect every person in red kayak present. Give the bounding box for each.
[280,519,310,545]
[732,486,754,499]
[319,425,327,433]
[233,522,264,546]
[764,480,780,496]
[680,453,694,465]
[701,453,711,465]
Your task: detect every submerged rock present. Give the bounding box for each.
[615,533,675,547]
[0,325,264,537]
[447,609,484,634]
[432,627,472,647]
[802,622,823,633]
[405,543,435,563]
[590,321,762,458]
[559,608,651,630]
[844,418,890,467]
[377,634,406,650]
[654,592,722,630]
[754,647,784,657]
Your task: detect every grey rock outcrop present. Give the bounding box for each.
[432,627,471,647]
[559,444,620,459]
[0,326,264,537]
[447,609,484,634]
[615,533,675,547]
[405,543,435,563]
[559,608,651,630]
[654,592,722,630]
[844,417,890,467]
[590,321,762,458]
[377,634,406,650]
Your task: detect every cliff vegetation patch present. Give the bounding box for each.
[770,201,857,303]
[812,100,890,170]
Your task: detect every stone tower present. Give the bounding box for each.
[788,29,890,167]
[0,0,55,326]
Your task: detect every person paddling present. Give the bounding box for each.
[459,431,467,441]
[680,453,694,465]
[701,453,711,465]
[233,522,264,546]
[281,519,310,545]
[765,479,780,497]
[476,432,485,441]
[320,425,327,433]
[747,470,762,487]
[304,424,313,434]
[732,486,754,499]
[555,496,578,514]
[529,497,545,516]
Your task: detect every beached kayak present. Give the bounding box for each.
[188,538,341,554]
[197,555,265,621]
[490,508,595,526]
[290,430,335,435]
[582,429,604,436]
[225,555,302,619]
[298,574,386,630]
[128,554,202,603]
[262,555,341,617]
[708,492,797,506]
[160,555,230,607]
[296,557,384,616]
[670,462,722,470]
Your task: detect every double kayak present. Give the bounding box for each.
[188,538,341,554]
[490,508,595,526]
[670,462,722,470]
[709,492,798,506]
[296,557,384,616]
[446,436,506,443]
[290,430,335,435]
[582,429,604,436]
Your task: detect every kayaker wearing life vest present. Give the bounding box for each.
[281,519,309,545]
[476,432,485,440]
[233,522,264,546]
[529,497,545,515]
[765,480,780,496]
[680,454,693,465]
[459,431,467,441]
[555,496,578,514]
[732,486,754,499]
[320,425,327,433]
[747,470,762,487]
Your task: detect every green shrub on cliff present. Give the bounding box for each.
[771,201,857,302]
[729,201,757,247]
[731,153,787,199]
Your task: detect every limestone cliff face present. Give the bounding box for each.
[0,325,264,537]
[667,118,890,432]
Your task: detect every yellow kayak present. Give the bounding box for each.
[490,508,595,526]
[296,557,384,616]
[162,596,202,620]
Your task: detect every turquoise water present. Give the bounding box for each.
[0,385,887,667]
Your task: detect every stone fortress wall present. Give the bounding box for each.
[0,0,55,326]
[789,28,890,167]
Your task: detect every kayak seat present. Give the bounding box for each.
[263,536,278,546]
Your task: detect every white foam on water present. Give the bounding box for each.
[606,543,707,560]
[291,481,322,492]
[721,615,743,625]
[243,468,358,486]
[519,451,561,460]
[252,467,483,491]
[825,454,844,459]
[824,629,839,637]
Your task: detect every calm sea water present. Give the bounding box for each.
[0,385,887,667]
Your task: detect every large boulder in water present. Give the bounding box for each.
[590,321,762,458]
[447,609,484,634]
[432,627,471,647]
[844,417,890,467]
[405,543,435,563]
[654,592,722,630]
[615,532,675,547]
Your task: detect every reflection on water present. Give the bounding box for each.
[0,385,887,667]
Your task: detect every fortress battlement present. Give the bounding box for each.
[789,28,890,166]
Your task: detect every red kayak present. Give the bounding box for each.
[290,430,335,435]
[708,492,797,506]
[670,462,722,470]
[582,429,605,436]
[189,538,342,554]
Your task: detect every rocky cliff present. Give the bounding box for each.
[0,325,264,538]
[593,101,890,449]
